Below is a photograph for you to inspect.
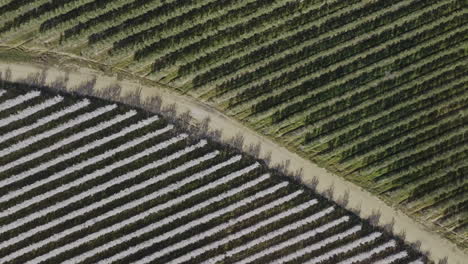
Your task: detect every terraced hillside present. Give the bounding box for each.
[0,81,428,263]
[0,0,466,248]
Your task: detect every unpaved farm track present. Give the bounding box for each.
[0,57,466,263]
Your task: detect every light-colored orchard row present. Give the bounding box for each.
[0,115,162,203]
[0,87,423,264]
[0,96,62,129]
[0,99,90,144]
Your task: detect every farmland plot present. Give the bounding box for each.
[0,0,466,251]
[0,81,425,263]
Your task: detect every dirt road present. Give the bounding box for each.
[0,61,466,263]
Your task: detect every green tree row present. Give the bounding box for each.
[252,13,467,115]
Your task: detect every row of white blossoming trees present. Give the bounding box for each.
[0,80,427,264]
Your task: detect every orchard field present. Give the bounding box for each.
[0,0,466,251]
[0,80,427,263]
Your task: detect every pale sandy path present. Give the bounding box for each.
[0,61,466,263]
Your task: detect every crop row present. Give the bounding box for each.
[0,110,136,174]
[361,105,468,170]
[407,164,468,202]
[1,146,218,259]
[0,0,96,34]
[0,134,192,231]
[371,129,468,181]
[61,0,168,41]
[304,64,466,143]
[345,87,468,180]
[169,197,318,264]
[0,96,62,129]
[314,53,465,156]
[191,0,381,88]
[305,49,465,158]
[341,92,467,170]
[0,91,40,113]
[88,0,203,45]
[2,153,241,252]
[0,84,423,263]
[8,149,224,263]
[0,99,89,145]
[252,13,467,114]
[0,104,116,158]
[150,0,322,72]
[175,0,332,77]
[112,0,244,54]
[131,0,271,61]
[385,146,468,195]
[1,130,182,220]
[220,0,439,107]
[71,161,263,264]
[221,0,425,99]
[0,115,162,203]
[0,0,48,24]
[271,24,465,124]
[39,0,122,32]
